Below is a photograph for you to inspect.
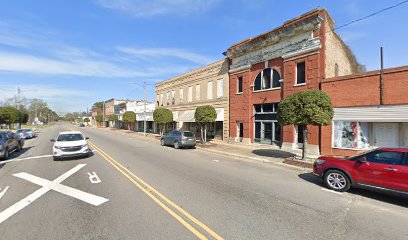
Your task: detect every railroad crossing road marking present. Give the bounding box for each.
[87,171,102,184]
[0,164,109,224]
[0,186,10,200]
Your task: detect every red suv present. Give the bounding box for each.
[314,148,408,193]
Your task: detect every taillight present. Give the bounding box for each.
[180,135,185,141]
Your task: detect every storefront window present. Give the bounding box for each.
[333,121,370,149]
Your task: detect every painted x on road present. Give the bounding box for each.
[0,164,109,224]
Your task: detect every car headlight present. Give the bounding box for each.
[54,145,61,149]
[315,159,326,165]
[82,144,89,149]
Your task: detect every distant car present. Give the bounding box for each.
[16,128,36,139]
[79,123,85,127]
[0,131,24,160]
[160,130,196,149]
[51,131,90,160]
[314,147,408,194]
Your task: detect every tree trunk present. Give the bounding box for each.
[200,125,204,144]
[302,126,308,161]
[204,124,207,143]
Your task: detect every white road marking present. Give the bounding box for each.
[0,164,109,224]
[321,188,344,195]
[212,160,220,162]
[0,186,10,200]
[87,172,102,184]
[0,155,53,164]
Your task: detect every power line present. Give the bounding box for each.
[333,0,408,32]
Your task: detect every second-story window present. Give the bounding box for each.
[188,86,193,103]
[160,94,163,106]
[237,76,243,93]
[195,84,200,101]
[207,81,213,100]
[335,63,339,77]
[254,68,281,91]
[179,88,184,104]
[296,62,306,85]
[166,92,170,105]
[217,79,224,98]
[171,90,175,105]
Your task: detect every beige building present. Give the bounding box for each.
[155,59,229,141]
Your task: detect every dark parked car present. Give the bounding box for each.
[314,147,408,194]
[0,131,24,160]
[79,123,85,127]
[160,130,196,149]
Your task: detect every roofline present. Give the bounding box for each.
[225,8,329,52]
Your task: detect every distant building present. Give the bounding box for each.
[155,59,229,141]
[125,101,156,133]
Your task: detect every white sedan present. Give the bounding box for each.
[51,131,90,160]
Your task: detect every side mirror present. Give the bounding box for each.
[50,139,56,142]
[85,137,89,140]
[357,156,367,163]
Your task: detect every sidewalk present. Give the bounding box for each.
[91,126,314,171]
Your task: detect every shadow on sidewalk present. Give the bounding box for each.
[251,149,295,159]
[298,172,408,207]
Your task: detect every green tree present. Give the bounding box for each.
[194,105,217,144]
[93,102,104,109]
[95,115,103,123]
[153,108,173,136]
[108,114,118,127]
[0,106,20,129]
[278,90,333,160]
[122,111,136,130]
[83,117,90,123]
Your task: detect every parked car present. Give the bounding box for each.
[0,131,24,160]
[51,131,90,160]
[79,123,85,127]
[16,128,36,139]
[314,147,408,194]
[160,130,196,149]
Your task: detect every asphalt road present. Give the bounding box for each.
[0,123,407,240]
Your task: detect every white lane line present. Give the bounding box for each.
[0,164,108,224]
[212,160,220,163]
[0,186,10,200]
[1,155,53,164]
[321,188,344,195]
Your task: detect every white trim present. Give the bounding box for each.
[333,105,408,122]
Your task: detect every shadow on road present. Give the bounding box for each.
[298,172,408,208]
[0,146,33,169]
[252,149,295,159]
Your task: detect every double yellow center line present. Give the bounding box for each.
[88,141,223,240]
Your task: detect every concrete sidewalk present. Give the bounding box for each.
[90,126,313,171]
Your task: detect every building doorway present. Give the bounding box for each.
[295,125,305,149]
[254,121,280,145]
[237,121,243,142]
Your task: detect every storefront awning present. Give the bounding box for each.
[176,108,224,122]
[333,105,408,122]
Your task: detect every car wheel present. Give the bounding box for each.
[16,143,22,152]
[174,141,180,149]
[160,139,165,146]
[3,148,9,160]
[324,170,351,192]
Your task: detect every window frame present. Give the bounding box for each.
[216,79,224,99]
[253,68,281,92]
[295,61,306,86]
[358,150,405,166]
[237,76,243,94]
[207,81,213,100]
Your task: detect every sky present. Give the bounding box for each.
[0,0,407,115]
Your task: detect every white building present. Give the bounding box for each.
[125,101,156,132]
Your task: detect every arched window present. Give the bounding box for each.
[254,68,281,91]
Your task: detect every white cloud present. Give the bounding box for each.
[0,51,139,77]
[117,47,216,64]
[95,0,219,17]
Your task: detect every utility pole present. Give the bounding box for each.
[380,47,384,105]
[143,81,147,136]
[102,101,105,127]
[17,87,21,128]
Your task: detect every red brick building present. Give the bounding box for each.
[225,8,362,155]
[321,66,408,156]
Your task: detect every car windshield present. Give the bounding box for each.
[16,130,22,133]
[57,134,84,142]
[24,129,32,133]
[183,132,194,137]
[346,149,377,159]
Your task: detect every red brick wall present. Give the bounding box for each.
[320,65,408,155]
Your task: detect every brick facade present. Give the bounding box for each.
[225,8,359,154]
